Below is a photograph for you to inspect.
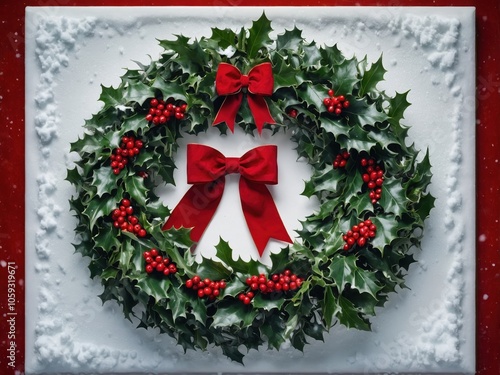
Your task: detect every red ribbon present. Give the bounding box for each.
[213,62,276,134]
[163,144,291,256]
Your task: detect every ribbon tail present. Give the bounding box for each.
[247,94,276,134]
[240,179,292,256]
[163,180,225,243]
[213,93,243,132]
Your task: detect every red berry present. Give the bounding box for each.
[186,280,193,288]
[145,265,154,274]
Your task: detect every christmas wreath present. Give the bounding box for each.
[67,14,434,363]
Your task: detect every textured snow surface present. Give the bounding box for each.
[25,6,476,374]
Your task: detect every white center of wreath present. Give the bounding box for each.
[158,127,318,265]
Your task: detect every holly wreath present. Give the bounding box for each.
[67,14,434,363]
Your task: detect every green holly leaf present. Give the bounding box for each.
[387,91,411,126]
[370,214,403,253]
[221,344,245,365]
[332,58,359,95]
[167,285,188,320]
[151,78,187,101]
[298,82,327,110]
[70,133,109,155]
[99,84,124,109]
[252,294,285,311]
[320,116,351,137]
[94,227,121,252]
[261,313,286,350]
[323,286,337,328]
[415,193,436,222]
[215,238,266,275]
[272,53,299,89]
[137,276,172,301]
[337,125,377,153]
[269,246,290,274]
[83,195,119,231]
[302,41,322,67]
[379,177,407,217]
[66,167,82,186]
[359,55,386,97]
[124,175,148,206]
[344,97,388,127]
[92,167,118,197]
[123,80,155,105]
[302,165,345,197]
[212,303,257,328]
[246,13,273,59]
[336,295,370,330]
[210,27,237,49]
[119,114,148,136]
[346,192,373,216]
[159,35,208,75]
[329,255,356,293]
[320,43,344,66]
[194,258,232,280]
[276,27,304,51]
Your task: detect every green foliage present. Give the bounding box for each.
[68,13,433,364]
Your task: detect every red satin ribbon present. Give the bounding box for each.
[213,62,276,134]
[163,144,292,256]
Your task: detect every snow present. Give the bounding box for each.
[24,6,476,375]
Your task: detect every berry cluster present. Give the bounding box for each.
[110,198,147,237]
[323,89,350,115]
[110,135,144,175]
[143,248,177,275]
[361,157,385,204]
[333,150,350,169]
[342,219,377,251]
[238,270,303,304]
[185,276,227,300]
[145,98,187,125]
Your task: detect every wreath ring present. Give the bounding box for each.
[68,14,434,363]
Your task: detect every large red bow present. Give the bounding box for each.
[213,62,276,134]
[163,144,291,256]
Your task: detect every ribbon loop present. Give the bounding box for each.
[163,144,291,256]
[213,62,276,134]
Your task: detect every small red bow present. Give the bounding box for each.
[163,144,291,256]
[213,62,276,134]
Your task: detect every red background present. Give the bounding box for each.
[0,0,498,374]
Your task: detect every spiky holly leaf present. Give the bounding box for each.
[92,167,118,197]
[260,313,286,350]
[99,84,124,109]
[70,133,109,155]
[124,175,148,206]
[83,193,120,231]
[359,55,386,97]
[388,91,411,126]
[329,255,382,299]
[276,27,304,51]
[215,238,266,275]
[272,53,300,89]
[336,295,370,330]
[379,177,407,217]
[123,80,155,105]
[210,27,237,49]
[323,286,337,328]
[302,164,345,197]
[212,303,258,328]
[332,57,359,95]
[159,35,208,75]
[246,13,273,59]
[151,78,188,102]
